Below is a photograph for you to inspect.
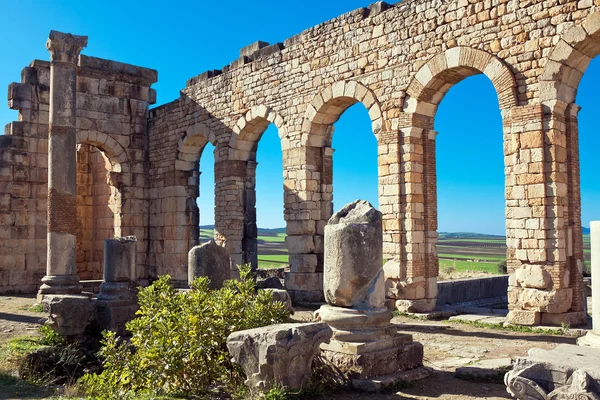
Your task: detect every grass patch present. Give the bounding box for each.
[437,252,506,262]
[450,318,566,336]
[258,254,289,269]
[0,335,51,399]
[439,259,500,274]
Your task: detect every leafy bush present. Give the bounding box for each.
[497,260,507,274]
[81,265,290,398]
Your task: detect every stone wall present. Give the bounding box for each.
[2,0,599,325]
[145,0,599,323]
[0,56,157,293]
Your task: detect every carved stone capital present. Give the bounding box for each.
[46,30,88,64]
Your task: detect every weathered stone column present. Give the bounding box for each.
[579,221,600,348]
[39,31,88,295]
[97,236,138,336]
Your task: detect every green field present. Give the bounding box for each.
[198,228,592,276]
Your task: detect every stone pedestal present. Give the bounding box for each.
[316,305,424,390]
[96,237,138,336]
[579,221,600,348]
[42,294,93,337]
[316,201,427,391]
[39,31,88,296]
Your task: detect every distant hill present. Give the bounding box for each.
[583,227,590,234]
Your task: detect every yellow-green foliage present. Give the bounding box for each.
[81,265,290,399]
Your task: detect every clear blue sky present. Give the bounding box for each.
[1,1,599,235]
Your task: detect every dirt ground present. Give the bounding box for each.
[0,295,586,400]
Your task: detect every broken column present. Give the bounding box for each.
[39,31,88,295]
[315,200,427,391]
[188,240,231,289]
[96,237,139,336]
[579,221,600,348]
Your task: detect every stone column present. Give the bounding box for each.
[97,236,138,336]
[578,221,600,348]
[39,31,88,295]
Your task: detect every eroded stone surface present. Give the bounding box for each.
[42,294,93,336]
[324,200,383,308]
[188,240,230,289]
[227,322,332,392]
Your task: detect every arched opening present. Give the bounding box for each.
[396,47,517,312]
[576,56,600,279]
[198,142,216,244]
[255,125,286,269]
[75,143,121,281]
[227,106,287,271]
[574,56,600,327]
[434,75,505,281]
[331,103,379,212]
[284,82,383,302]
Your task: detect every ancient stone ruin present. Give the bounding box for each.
[315,200,427,390]
[1,1,600,329]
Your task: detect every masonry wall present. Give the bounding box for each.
[146,0,598,321]
[0,56,157,293]
[2,0,599,325]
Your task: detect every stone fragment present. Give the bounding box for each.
[227,322,332,393]
[323,200,383,308]
[506,310,541,326]
[520,288,573,313]
[505,344,600,399]
[42,294,93,337]
[188,240,230,289]
[514,265,551,289]
[97,237,139,336]
[263,288,293,312]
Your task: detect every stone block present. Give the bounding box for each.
[507,309,541,326]
[227,322,332,393]
[514,265,551,289]
[42,294,93,337]
[263,288,293,312]
[520,288,573,314]
[188,240,230,289]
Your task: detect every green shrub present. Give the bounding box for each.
[80,265,291,399]
[497,260,507,274]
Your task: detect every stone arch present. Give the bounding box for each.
[392,47,519,313]
[229,105,289,161]
[219,105,288,269]
[301,81,383,147]
[176,122,218,171]
[76,131,130,173]
[540,13,600,104]
[74,132,129,280]
[404,46,518,115]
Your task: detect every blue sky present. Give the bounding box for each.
[1,1,599,235]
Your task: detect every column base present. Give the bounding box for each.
[42,293,93,337]
[39,275,82,295]
[578,331,600,348]
[96,299,138,337]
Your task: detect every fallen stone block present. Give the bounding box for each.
[227,322,332,393]
[505,344,600,399]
